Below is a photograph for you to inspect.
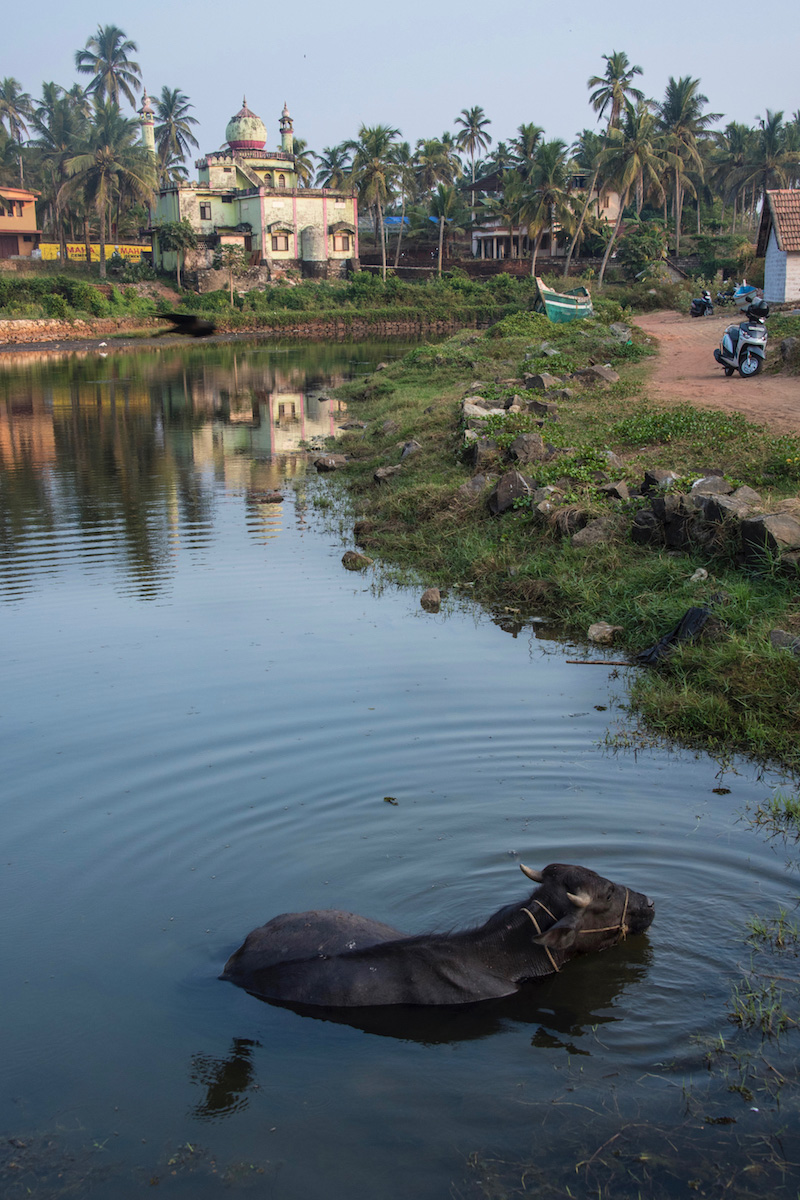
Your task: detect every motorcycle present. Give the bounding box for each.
[690,290,714,317]
[713,296,770,378]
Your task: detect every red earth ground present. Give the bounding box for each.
[634,309,799,436]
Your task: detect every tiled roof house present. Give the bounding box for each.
[756,190,800,303]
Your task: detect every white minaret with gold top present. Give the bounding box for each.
[139,89,156,156]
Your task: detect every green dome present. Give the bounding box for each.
[225,98,266,151]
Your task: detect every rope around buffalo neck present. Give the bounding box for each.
[520,888,631,974]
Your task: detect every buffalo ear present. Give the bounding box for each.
[532,915,578,951]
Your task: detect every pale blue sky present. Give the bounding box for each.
[6,0,800,164]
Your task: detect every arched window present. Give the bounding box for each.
[278,174,286,188]
[264,173,272,187]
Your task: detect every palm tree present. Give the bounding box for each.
[511,123,544,180]
[745,110,797,199]
[709,122,753,230]
[346,123,400,280]
[315,143,351,189]
[63,99,156,278]
[563,50,643,276]
[655,76,720,252]
[291,137,316,188]
[596,101,672,285]
[75,25,142,108]
[429,183,467,276]
[154,87,199,169]
[521,140,572,277]
[391,141,414,268]
[414,137,459,196]
[0,77,33,185]
[454,106,492,206]
[31,82,89,256]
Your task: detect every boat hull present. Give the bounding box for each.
[535,277,593,323]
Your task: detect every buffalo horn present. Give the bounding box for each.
[567,890,591,908]
[519,864,544,882]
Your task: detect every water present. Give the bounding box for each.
[1,337,798,1198]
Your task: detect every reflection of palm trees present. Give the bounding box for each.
[189,1038,261,1121]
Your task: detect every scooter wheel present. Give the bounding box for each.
[738,354,762,378]
[724,366,735,377]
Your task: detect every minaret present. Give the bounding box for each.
[279,102,294,155]
[139,89,156,157]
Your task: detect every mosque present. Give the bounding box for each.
[147,97,358,282]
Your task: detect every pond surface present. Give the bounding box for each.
[1,338,798,1198]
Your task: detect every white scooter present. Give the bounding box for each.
[713,286,769,378]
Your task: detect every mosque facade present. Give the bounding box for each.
[149,98,358,282]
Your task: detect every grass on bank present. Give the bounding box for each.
[325,306,800,771]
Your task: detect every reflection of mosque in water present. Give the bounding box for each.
[0,346,354,599]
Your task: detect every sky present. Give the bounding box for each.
[6,0,800,166]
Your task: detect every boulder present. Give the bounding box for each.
[571,516,616,548]
[588,622,624,644]
[631,508,665,546]
[456,473,498,503]
[598,481,630,502]
[741,513,800,560]
[780,337,798,363]
[487,470,533,515]
[401,439,422,458]
[314,454,348,471]
[609,323,632,341]
[732,485,763,506]
[769,628,800,656]
[642,468,680,495]
[526,398,559,419]
[463,436,501,470]
[574,364,620,385]
[524,372,561,392]
[374,464,403,483]
[420,587,441,612]
[691,475,734,497]
[509,432,547,464]
[342,550,374,571]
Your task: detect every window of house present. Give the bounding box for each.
[333,234,350,252]
[23,235,32,242]
[271,234,289,251]
[278,174,286,188]
[223,167,233,174]
[603,196,610,208]
[199,203,211,220]
[265,174,272,186]
[222,196,233,204]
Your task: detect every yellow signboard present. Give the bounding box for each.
[39,243,150,262]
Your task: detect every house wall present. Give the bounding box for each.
[764,229,787,303]
[0,188,40,256]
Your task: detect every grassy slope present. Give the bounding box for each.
[327,303,800,771]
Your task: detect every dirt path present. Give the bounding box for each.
[635,309,799,436]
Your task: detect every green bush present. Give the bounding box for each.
[42,293,70,319]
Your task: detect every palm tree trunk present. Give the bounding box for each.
[674,168,681,256]
[598,186,630,286]
[394,192,406,268]
[530,230,544,278]
[98,200,107,280]
[437,216,445,277]
[563,166,599,277]
[84,214,91,266]
[377,200,386,281]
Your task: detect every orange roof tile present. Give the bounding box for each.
[765,190,800,254]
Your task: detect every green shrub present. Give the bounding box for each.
[42,293,70,319]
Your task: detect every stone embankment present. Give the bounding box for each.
[0,312,493,348]
[0,316,158,345]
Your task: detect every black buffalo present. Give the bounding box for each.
[221,863,655,1008]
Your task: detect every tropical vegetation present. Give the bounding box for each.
[2,29,800,286]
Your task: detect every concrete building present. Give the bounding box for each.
[757,190,800,304]
[150,98,358,284]
[0,186,41,259]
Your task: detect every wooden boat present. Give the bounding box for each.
[535,277,593,323]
